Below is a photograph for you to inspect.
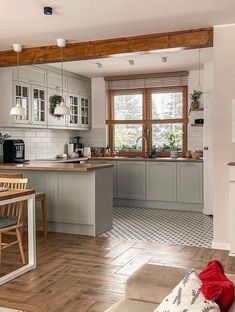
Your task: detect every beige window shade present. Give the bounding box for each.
[105,72,188,90]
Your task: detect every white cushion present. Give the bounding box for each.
[154,269,220,312]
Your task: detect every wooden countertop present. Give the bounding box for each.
[91,157,203,163]
[0,189,35,201]
[0,162,113,172]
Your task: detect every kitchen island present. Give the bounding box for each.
[0,162,113,236]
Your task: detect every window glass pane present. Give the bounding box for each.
[152,91,183,119]
[114,93,142,120]
[114,124,142,150]
[152,123,183,150]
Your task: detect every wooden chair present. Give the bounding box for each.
[0,177,28,265]
[0,173,48,239]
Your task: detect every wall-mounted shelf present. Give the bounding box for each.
[190,124,203,127]
[189,107,204,114]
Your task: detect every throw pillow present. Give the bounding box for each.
[154,269,220,312]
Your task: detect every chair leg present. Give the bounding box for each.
[16,228,26,265]
[41,196,48,239]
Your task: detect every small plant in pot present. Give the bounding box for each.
[166,131,181,159]
[0,132,11,163]
[190,90,202,109]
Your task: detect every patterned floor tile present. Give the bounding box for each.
[100,206,213,248]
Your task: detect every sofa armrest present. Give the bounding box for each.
[125,264,188,304]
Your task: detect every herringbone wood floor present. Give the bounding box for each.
[0,232,234,312]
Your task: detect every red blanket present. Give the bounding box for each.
[199,260,234,312]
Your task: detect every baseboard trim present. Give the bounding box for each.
[212,240,230,251]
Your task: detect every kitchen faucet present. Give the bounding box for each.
[136,136,148,158]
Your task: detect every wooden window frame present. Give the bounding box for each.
[107,86,188,157]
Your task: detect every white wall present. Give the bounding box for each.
[188,70,204,150]
[212,25,235,248]
[0,127,77,160]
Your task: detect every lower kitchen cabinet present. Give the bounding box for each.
[146,162,177,201]
[90,160,117,198]
[177,162,203,203]
[117,161,145,200]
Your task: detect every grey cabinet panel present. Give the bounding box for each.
[14,66,46,86]
[146,162,177,201]
[117,161,145,200]
[177,162,203,203]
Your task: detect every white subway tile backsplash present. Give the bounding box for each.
[0,127,79,160]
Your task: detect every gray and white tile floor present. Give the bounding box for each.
[101,206,213,248]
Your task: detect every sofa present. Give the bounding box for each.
[105,264,235,312]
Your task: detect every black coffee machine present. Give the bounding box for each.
[73,137,83,157]
[3,139,26,163]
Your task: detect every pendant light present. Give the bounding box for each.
[54,39,70,116]
[10,44,26,116]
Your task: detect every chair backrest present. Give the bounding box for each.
[0,178,28,190]
[0,173,22,179]
[0,178,28,222]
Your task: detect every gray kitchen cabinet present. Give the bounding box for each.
[13,81,31,125]
[177,162,203,203]
[67,93,79,129]
[90,160,117,198]
[13,65,46,86]
[117,161,145,200]
[47,71,67,91]
[146,162,177,201]
[80,96,91,128]
[0,65,91,130]
[31,85,47,125]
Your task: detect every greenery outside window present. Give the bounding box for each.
[107,86,188,156]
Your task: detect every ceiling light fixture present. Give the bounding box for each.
[129,60,134,66]
[161,56,168,63]
[10,44,26,116]
[54,39,70,116]
[44,6,53,15]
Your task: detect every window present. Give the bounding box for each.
[107,86,188,156]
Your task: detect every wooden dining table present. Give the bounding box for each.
[0,188,36,286]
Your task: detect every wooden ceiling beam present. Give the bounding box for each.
[0,27,213,67]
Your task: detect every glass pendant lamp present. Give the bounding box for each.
[10,44,26,116]
[54,39,70,116]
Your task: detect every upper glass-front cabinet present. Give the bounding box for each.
[68,94,79,127]
[80,96,90,127]
[32,86,47,124]
[14,82,31,124]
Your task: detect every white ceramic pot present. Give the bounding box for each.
[170,150,178,159]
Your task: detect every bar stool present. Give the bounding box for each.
[35,192,48,239]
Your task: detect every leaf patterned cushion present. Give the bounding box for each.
[154,269,220,312]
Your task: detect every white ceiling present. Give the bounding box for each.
[49,48,213,78]
[0,0,235,50]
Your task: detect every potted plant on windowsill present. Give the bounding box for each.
[190,90,202,109]
[166,131,181,159]
[0,132,11,163]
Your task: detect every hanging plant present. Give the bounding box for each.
[49,95,63,118]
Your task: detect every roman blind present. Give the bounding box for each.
[105,71,188,90]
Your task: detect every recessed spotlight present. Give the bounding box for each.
[44,7,53,15]
[129,60,135,66]
[96,63,102,68]
[161,56,168,63]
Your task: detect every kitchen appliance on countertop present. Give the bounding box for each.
[83,147,91,158]
[73,136,84,157]
[3,139,28,163]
